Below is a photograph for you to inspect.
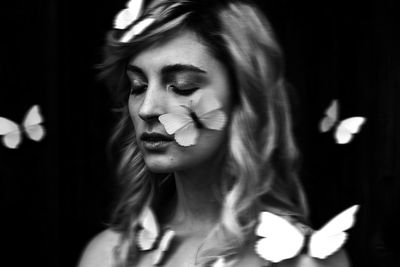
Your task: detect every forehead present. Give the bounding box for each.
[129,31,215,72]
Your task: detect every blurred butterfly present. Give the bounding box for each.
[319,99,366,144]
[114,0,145,29]
[159,93,227,147]
[212,257,227,267]
[114,0,155,43]
[136,207,175,265]
[255,205,359,263]
[0,105,45,149]
[137,207,160,250]
[153,229,175,265]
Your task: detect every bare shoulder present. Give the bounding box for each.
[77,229,121,267]
[277,250,350,267]
[233,246,350,267]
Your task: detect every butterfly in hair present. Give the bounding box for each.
[113,0,156,43]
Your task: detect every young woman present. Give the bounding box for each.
[79,0,351,266]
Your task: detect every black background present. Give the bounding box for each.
[0,0,399,266]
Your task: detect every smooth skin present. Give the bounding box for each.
[78,229,350,267]
[78,31,350,267]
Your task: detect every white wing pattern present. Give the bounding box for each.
[319,99,366,144]
[255,205,359,263]
[0,105,45,149]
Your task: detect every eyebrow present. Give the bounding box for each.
[126,63,207,75]
[161,64,207,75]
[126,65,144,75]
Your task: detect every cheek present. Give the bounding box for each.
[128,97,139,120]
[187,128,227,162]
[127,101,142,137]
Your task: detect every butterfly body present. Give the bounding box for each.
[299,232,312,255]
[189,110,204,129]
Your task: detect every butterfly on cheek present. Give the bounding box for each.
[255,205,359,263]
[0,105,46,149]
[158,92,227,147]
[319,99,366,144]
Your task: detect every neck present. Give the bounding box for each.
[170,156,224,234]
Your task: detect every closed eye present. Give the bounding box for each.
[130,84,147,95]
[167,85,199,96]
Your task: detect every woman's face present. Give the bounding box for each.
[126,31,232,173]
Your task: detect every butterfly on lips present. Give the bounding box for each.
[158,92,227,146]
[319,99,366,144]
[255,205,359,263]
[0,105,46,149]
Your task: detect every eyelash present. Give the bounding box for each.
[130,84,147,95]
[129,83,199,96]
[167,85,199,96]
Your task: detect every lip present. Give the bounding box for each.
[140,132,173,151]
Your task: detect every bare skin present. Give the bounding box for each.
[78,31,351,267]
[78,229,350,267]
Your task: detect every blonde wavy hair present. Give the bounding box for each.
[100,0,308,266]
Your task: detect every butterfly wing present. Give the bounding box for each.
[335,117,366,144]
[114,8,134,30]
[255,212,305,263]
[120,17,156,42]
[194,92,223,117]
[0,117,21,149]
[308,205,359,259]
[211,257,226,267]
[159,113,192,135]
[114,0,144,29]
[153,229,175,265]
[23,105,46,142]
[137,207,160,251]
[199,109,227,131]
[132,18,156,36]
[174,122,198,146]
[319,117,336,133]
[126,0,144,20]
[319,99,339,132]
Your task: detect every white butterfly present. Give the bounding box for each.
[136,207,175,265]
[153,229,175,265]
[319,99,366,144]
[212,257,227,267]
[255,205,359,263]
[113,0,155,43]
[159,93,227,147]
[137,207,160,250]
[120,17,155,43]
[0,105,45,149]
[114,0,145,30]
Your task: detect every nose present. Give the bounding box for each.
[138,84,166,121]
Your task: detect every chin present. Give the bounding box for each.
[146,165,173,173]
[143,156,178,173]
